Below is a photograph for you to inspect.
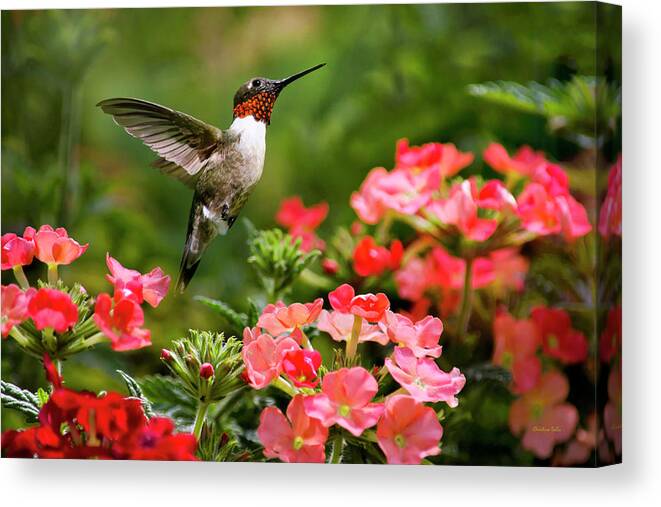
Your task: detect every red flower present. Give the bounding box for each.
[483,143,547,176]
[275,196,328,252]
[281,349,322,388]
[30,225,88,266]
[531,306,588,364]
[1,230,34,270]
[276,196,328,230]
[328,284,390,322]
[27,288,78,333]
[105,254,170,308]
[352,236,403,277]
[599,305,622,364]
[395,138,473,178]
[1,284,35,337]
[122,417,198,461]
[348,291,390,322]
[93,293,151,351]
[489,248,529,294]
[199,363,215,379]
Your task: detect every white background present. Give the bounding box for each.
[0,0,658,505]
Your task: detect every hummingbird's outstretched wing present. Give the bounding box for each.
[97,97,223,188]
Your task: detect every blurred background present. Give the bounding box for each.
[2,3,615,455]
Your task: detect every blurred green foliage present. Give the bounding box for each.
[2,3,615,460]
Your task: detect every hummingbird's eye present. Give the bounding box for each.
[251,79,262,88]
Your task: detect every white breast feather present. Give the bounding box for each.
[229,116,266,184]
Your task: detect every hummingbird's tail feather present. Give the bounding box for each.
[176,253,201,294]
[175,195,217,294]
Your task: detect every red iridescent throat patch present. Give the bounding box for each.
[233,91,278,124]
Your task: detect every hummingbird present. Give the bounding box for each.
[98,63,325,293]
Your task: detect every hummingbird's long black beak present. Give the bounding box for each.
[276,63,326,90]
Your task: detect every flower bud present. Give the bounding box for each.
[160,348,172,361]
[199,362,214,379]
[321,258,339,275]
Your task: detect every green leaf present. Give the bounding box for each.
[138,374,197,429]
[194,296,248,335]
[116,370,154,418]
[1,380,40,422]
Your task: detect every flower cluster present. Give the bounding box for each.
[2,355,197,460]
[490,306,590,458]
[245,284,465,464]
[2,224,170,356]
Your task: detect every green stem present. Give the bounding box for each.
[329,435,344,464]
[299,269,334,290]
[271,376,298,397]
[193,402,210,440]
[375,212,393,244]
[12,266,30,289]
[299,330,314,351]
[457,257,474,342]
[346,315,362,360]
[47,264,59,285]
[42,328,58,354]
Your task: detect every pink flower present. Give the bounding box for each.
[385,347,465,405]
[483,143,547,176]
[352,236,403,277]
[489,248,529,294]
[509,371,579,459]
[30,225,88,266]
[517,183,591,240]
[531,163,570,197]
[28,288,78,333]
[105,254,170,308]
[242,333,299,389]
[317,310,388,345]
[93,293,151,351]
[281,349,322,388]
[276,196,328,231]
[430,246,495,289]
[395,138,473,178]
[598,156,622,239]
[1,284,36,337]
[351,167,439,224]
[256,299,323,337]
[516,183,562,235]
[428,180,498,241]
[476,180,517,211]
[531,306,588,364]
[376,395,443,464]
[381,310,443,358]
[394,256,430,301]
[555,193,592,240]
[328,284,390,322]
[303,367,383,436]
[257,395,328,463]
[492,310,541,393]
[1,230,35,270]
